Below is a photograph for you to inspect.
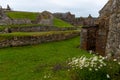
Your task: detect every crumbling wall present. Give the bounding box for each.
[0,6,12,25]
[80,26,98,51]
[96,0,120,58]
[36,11,54,26]
[76,15,97,27]
[105,0,120,58]
[0,31,79,48]
[53,12,76,25]
[3,26,76,32]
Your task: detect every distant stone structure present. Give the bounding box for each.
[36,11,54,25]
[0,5,32,25]
[80,0,120,59]
[2,5,11,11]
[6,5,11,11]
[75,14,97,26]
[0,6,12,25]
[54,12,97,26]
[53,12,76,25]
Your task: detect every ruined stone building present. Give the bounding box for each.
[81,0,120,59]
[0,6,12,25]
[75,14,97,26]
[53,12,76,25]
[2,5,11,11]
[54,12,97,26]
[35,11,54,25]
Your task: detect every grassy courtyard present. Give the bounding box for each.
[0,36,91,80]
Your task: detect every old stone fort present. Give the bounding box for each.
[0,0,120,59]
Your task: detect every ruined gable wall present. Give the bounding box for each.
[36,11,54,26]
[105,0,120,58]
[97,0,120,58]
[53,12,76,25]
[95,0,111,55]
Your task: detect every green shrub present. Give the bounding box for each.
[68,55,120,80]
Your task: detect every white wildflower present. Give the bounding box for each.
[44,75,47,79]
[118,62,120,65]
[89,50,92,54]
[105,56,108,59]
[95,68,98,71]
[110,67,112,69]
[113,59,117,61]
[93,56,98,61]
[106,74,110,78]
[89,68,92,71]
[103,63,107,66]
[68,69,70,71]
[99,55,103,58]
[100,64,103,67]
[98,66,101,69]
[68,55,106,71]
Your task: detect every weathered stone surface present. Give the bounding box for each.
[80,0,120,59]
[36,11,54,25]
[53,12,75,25]
[0,6,12,25]
[11,19,32,24]
[80,26,98,51]
[105,0,120,59]
[2,26,76,33]
[0,31,80,48]
[75,14,97,26]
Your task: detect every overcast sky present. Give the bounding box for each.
[0,0,108,17]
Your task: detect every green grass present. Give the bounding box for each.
[0,36,91,80]
[0,30,79,40]
[1,11,74,29]
[5,11,73,27]
[6,11,39,21]
[53,18,73,27]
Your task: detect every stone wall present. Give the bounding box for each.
[11,19,32,24]
[105,0,120,58]
[3,26,76,32]
[53,12,76,25]
[35,11,53,25]
[80,26,98,51]
[0,31,79,48]
[75,14,97,26]
[95,17,109,56]
[95,0,120,58]
[80,0,120,59]
[0,6,12,25]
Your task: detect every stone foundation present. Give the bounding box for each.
[3,26,76,32]
[0,31,79,48]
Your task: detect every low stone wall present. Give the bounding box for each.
[5,26,76,32]
[0,31,80,48]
